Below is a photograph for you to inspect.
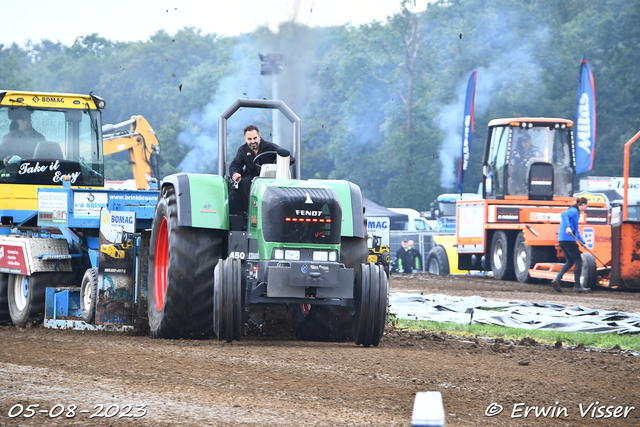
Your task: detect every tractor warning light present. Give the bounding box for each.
[285,217,331,223]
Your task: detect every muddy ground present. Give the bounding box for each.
[1,273,639,426]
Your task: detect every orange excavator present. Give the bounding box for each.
[102,115,161,189]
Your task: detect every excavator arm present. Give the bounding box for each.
[102,115,161,189]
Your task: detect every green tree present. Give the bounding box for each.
[4,0,639,208]
[156,112,191,179]
[0,44,32,89]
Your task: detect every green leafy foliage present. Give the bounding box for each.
[1,0,638,209]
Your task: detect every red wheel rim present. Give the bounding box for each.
[154,216,168,312]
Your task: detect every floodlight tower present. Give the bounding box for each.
[259,53,284,145]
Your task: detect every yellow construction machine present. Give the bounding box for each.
[102,115,161,190]
[368,234,390,276]
[100,231,134,262]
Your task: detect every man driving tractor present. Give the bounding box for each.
[229,124,294,214]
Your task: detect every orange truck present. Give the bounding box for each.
[455,118,613,288]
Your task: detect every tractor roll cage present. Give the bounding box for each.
[218,99,301,179]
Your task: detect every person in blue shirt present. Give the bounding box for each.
[551,197,590,293]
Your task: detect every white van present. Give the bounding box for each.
[388,208,431,231]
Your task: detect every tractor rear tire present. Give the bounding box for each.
[335,235,368,340]
[80,268,98,323]
[213,257,244,342]
[514,232,550,283]
[580,253,598,289]
[490,231,516,281]
[353,263,388,347]
[330,234,368,340]
[0,274,10,325]
[148,186,222,339]
[7,273,49,327]
[427,246,450,275]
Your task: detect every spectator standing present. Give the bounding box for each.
[397,239,421,273]
[395,240,408,273]
[406,240,422,273]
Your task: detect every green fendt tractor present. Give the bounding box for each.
[147,99,388,347]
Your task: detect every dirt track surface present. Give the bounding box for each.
[1,273,640,426]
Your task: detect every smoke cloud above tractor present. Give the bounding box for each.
[178,35,272,174]
[434,15,547,191]
[177,26,324,176]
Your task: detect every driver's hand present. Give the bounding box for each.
[232,172,241,182]
[566,227,572,235]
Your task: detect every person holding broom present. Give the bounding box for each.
[551,196,591,293]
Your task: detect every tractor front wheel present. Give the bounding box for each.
[353,263,388,347]
[213,257,244,342]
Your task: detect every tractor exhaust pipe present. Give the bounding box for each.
[276,152,290,179]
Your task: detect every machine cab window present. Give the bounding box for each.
[0,106,103,186]
[483,119,574,199]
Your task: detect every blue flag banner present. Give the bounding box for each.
[575,56,596,174]
[456,71,477,194]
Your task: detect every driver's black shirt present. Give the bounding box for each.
[229,138,293,179]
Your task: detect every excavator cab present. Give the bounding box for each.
[482,118,575,200]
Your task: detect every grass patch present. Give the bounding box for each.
[390,317,640,352]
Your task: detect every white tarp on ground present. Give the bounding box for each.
[389,293,640,334]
